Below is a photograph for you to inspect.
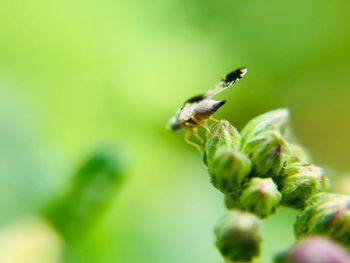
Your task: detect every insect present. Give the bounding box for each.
[168,67,248,149]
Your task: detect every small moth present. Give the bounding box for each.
[168,67,248,132]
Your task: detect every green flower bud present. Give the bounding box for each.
[242,131,287,178]
[283,162,313,175]
[294,193,350,249]
[209,147,252,195]
[204,120,241,166]
[240,178,282,218]
[275,236,350,263]
[215,210,261,262]
[280,163,328,209]
[241,109,290,144]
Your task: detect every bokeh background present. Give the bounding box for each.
[1,0,350,262]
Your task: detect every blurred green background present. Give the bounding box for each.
[1,0,350,262]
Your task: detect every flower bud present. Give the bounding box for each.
[209,147,251,195]
[240,178,282,218]
[215,210,261,262]
[242,131,287,178]
[280,163,328,209]
[241,109,290,144]
[275,236,350,263]
[204,120,241,166]
[294,193,350,249]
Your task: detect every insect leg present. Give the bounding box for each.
[191,127,204,144]
[185,129,202,152]
[209,116,220,122]
[185,123,205,145]
[191,115,213,136]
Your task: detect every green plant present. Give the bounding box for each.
[44,147,125,241]
[177,109,350,262]
[43,146,125,262]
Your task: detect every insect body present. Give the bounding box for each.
[168,67,248,132]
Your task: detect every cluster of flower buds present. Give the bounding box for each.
[197,108,350,262]
[274,236,350,263]
[202,109,336,262]
[294,193,350,249]
[204,109,329,216]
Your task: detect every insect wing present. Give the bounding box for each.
[204,67,247,98]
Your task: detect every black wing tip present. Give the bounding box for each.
[224,67,248,84]
[185,94,206,103]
